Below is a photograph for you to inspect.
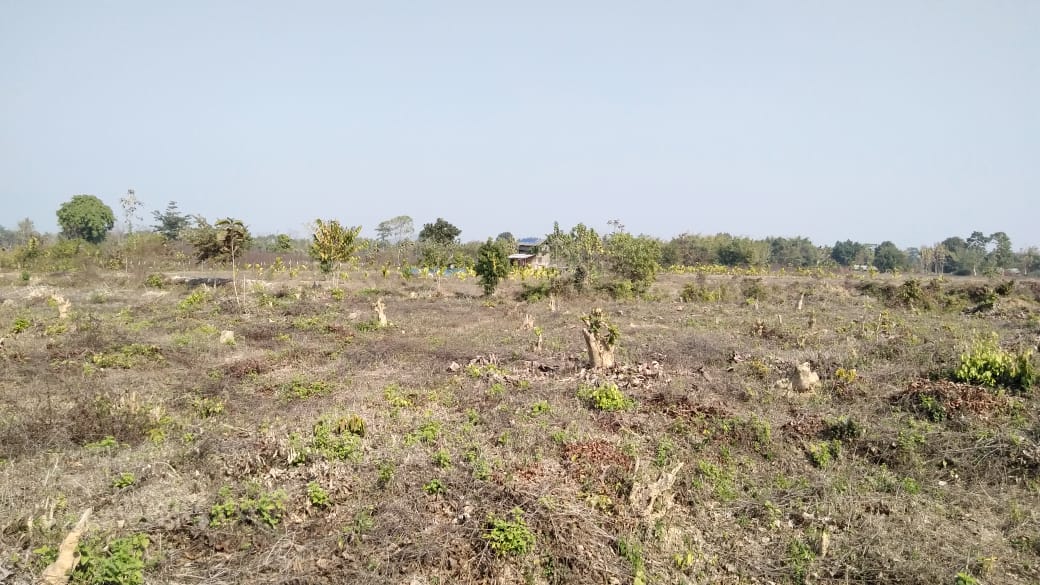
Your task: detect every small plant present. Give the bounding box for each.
[834,367,858,385]
[581,308,620,369]
[75,533,150,585]
[806,440,841,469]
[917,394,947,422]
[192,396,225,418]
[955,571,980,585]
[89,343,163,369]
[529,400,551,417]
[111,472,136,489]
[954,333,1036,392]
[209,484,288,528]
[306,481,330,508]
[617,536,647,585]
[281,377,332,400]
[577,382,633,412]
[144,273,167,288]
[422,479,445,495]
[432,448,452,468]
[787,538,816,585]
[330,288,345,300]
[84,436,120,452]
[406,419,442,445]
[377,461,395,489]
[310,416,363,461]
[384,383,413,408]
[10,316,31,334]
[484,508,535,556]
[824,416,865,441]
[177,287,210,311]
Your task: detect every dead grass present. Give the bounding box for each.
[0,269,1038,584]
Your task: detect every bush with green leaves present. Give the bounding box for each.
[953,333,1036,392]
[484,508,535,556]
[604,231,662,293]
[210,484,287,527]
[308,219,363,275]
[76,533,150,585]
[475,238,510,296]
[577,382,633,411]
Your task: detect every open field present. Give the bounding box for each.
[1,269,1038,584]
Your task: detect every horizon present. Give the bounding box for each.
[3,1,1037,250]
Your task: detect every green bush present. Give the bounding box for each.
[484,508,535,556]
[954,333,1036,392]
[75,533,150,585]
[577,382,633,412]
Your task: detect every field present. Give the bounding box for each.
[1,268,1038,584]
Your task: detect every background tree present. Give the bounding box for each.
[309,219,363,275]
[0,225,16,248]
[964,230,990,276]
[475,238,509,296]
[495,232,516,245]
[273,234,294,252]
[152,201,192,241]
[987,231,1013,271]
[375,215,415,245]
[717,238,760,267]
[16,218,37,245]
[418,218,461,246]
[56,194,115,243]
[873,241,908,272]
[545,222,604,291]
[119,188,143,235]
[604,232,662,292]
[187,216,251,262]
[831,240,866,267]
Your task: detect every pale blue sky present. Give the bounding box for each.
[2,1,1037,248]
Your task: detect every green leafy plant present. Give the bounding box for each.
[10,316,31,334]
[806,440,841,469]
[484,508,535,556]
[209,484,287,527]
[310,416,363,461]
[306,481,330,508]
[192,396,225,418]
[475,238,510,296]
[432,448,452,468]
[281,377,332,400]
[787,538,816,585]
[89,344,163,369]
[577,382,633,412]
[954,333,1036,392]
[309,219,363,275]
[529,400,551,417]
[422,479,445,495]
[75,533,150,585]
[405,420,442,445]
[111,472,136,489]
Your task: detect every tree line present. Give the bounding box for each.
[2,194,1039,280]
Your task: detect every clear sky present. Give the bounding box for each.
[2,1,1037,248]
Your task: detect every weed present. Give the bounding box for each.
[954,333,1036,392]
[75,533,151,585]
[405,419,442,445]
[111,472,136,489]
[432,448,452,468]
[210,483,287,527]
[89,344,164,369]
[917,394,947,422]
[192,396,225,418]
[787,538,816,585]
[955,572,979,585]
[177,287,210,311]
[824,416,865,441]
[485,508,535,556]
[84,436,120,452]
[377,461,395,489]
[616,536,647,585]
[807,440,841,469]
[529,400,551,417]
[281,377,332,400]
[144,273,167,288]
[694,460,738,501]
[654,438,675,468]
[311,416,363,461]
[10,316,31,334]
[307,481,330,508]
[422,479,445,495]
[383,383,413,408]
[577,382,633,412]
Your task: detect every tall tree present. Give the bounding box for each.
[56,194,115,243]
[545,222,604,291]
[831,240,865,267]
[873,241,908,273]
[119,188,144,235]
[604,232,662,292]
[152,201,192,240]
[375,215,415,245]
[987,231,1013,270]
[418,218,461,246]
[965,230,990,276]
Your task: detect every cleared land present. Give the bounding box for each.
[0,269,1038,584]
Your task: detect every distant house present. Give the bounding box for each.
[509,237,550,268]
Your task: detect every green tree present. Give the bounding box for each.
[151,201,192,241]
[418,218,461,246]
[717,238,758,267]
[964,231,990,276]
[56,194,115,243]
[187,216,252,263]
[544,222,604,291]
[375,215,415,245]
[309,219,363,275]
[604,232,662,292]
[273,234,294,252]
[831,240,866,267]
[987,231,1012,270]
[475,238,510,296]
[873,241,908,272]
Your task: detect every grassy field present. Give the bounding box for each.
[1,268,1038,584]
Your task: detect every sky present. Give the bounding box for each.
[2,1,1037,249]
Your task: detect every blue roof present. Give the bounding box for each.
[518,237,542,245]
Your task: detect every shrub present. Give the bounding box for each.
[577,382,633,412]
[75,533,150,585]
[484,508,535,556]
[953,333,1036,392]
[306,481,330,508]
[475,238,510,296]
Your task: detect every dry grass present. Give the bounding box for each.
[0,269,1038,584]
